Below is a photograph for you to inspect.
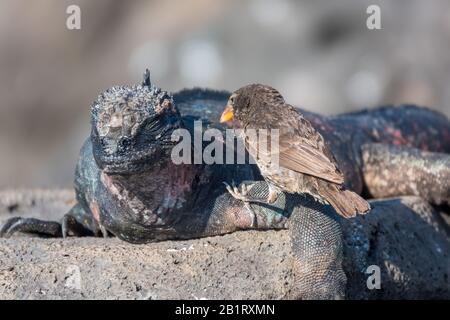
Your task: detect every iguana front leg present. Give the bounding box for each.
[228,181,347,300]
[0,216,62,238]
[0,203,102,238]
[288,197,346,299]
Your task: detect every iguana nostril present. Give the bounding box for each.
[110,113,123,129]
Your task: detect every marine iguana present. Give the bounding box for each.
[1,70,449,299]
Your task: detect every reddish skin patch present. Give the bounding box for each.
[89,200,101,224]
[386,127,408,146]
[101,172,122,199]
[232,207,252,229]
[443,129,450,144]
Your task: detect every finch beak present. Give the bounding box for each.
[220,105,234,123]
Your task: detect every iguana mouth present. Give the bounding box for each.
[100,160,150,174]
[96,151,156,174]
[94,142,174,174]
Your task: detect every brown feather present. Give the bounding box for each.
[278,139,344,184]
[318,185,370,218]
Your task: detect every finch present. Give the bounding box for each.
[220,84,370,218]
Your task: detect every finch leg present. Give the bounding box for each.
[223,181,279,204]
[223,181,269,204]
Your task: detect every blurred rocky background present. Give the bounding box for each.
[0,0,450,188]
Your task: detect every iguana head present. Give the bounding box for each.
[90,69,182,174]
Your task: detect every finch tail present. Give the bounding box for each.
[319,185,370,218]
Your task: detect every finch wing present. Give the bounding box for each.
[278,137,344,184]
[253,106,345,184]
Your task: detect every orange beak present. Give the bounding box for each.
[220,105,234,123]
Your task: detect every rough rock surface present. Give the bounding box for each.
[0,190,449,299]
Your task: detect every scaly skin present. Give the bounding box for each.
[1,75,449,299]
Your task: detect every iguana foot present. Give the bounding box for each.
[0,203,100,238]
[61,213,98,238]
[0,214,102,238]
[0,217,62,238]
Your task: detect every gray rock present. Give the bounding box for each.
[0,190,448,299]
[342,197,450,299]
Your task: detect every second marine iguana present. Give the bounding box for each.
[1,70,449,299]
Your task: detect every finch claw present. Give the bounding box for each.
[223,182,233,193]
[223,181,251,202]
[240,184,248,196]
